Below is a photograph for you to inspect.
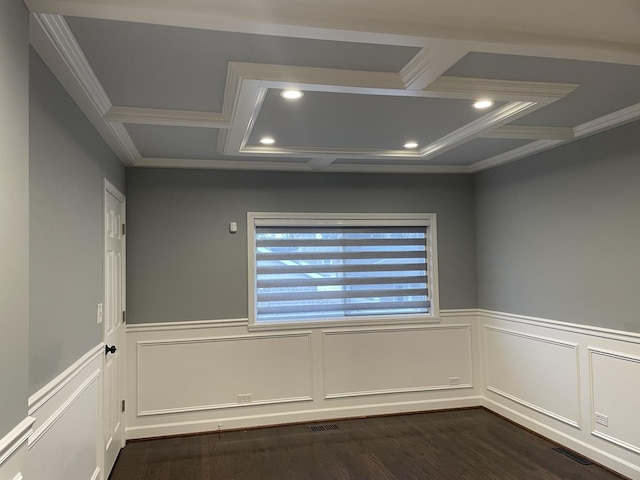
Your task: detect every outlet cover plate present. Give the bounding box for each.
[595,413,609,427]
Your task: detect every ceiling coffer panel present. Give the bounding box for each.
[248,89,506,151]
[125,124,219,159]
[65,16,420,113]
[446,53,640,127]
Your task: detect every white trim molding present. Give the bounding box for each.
[28,343,103,415]
[28,369,102,449]
[127,318,249,333]
[480,125,574,140]
[105,106,231,129]
[0,418,35,467]
[477,309,640,343]
[400,45,469,90]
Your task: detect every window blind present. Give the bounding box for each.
[255,226,430,323]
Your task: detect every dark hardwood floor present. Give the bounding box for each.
[109,408,624,480]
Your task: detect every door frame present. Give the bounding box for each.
[102,178,126,477]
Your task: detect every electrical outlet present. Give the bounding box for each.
[96,303,104,324]
[595,413,609,427]
[237,394,252,404]
[449,377,461,385]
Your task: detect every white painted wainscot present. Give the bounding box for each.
[0,417,33,480]
[125,309,640,479]
[125,310,481,439]
[478,310,640,480]
[23,344,103,480]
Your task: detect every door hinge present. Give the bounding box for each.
[121,400,126,413]
[122,223,126,236]
[122,311,126,323]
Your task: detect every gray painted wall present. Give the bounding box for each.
[29,49,125,394]
[0,0,29,439]
[126,170,477,323]
[475,120,640,332]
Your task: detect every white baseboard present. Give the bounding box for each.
[126,395,483,439]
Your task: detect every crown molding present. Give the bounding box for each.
[105,106,231,129]
[324,163,470,174]
[240,145,424,158]
[469,139,563,172]
[574,102,640,139]
[230,61,405,93]
[400,45,468,90]
[135,157,470,174]
[481,125,575,140]
[30,13,140,166]
[136,157,312,171]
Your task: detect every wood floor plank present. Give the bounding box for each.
[108,409,625,480]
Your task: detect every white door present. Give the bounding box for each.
[104,180,126,476]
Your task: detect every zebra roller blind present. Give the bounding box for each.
[253,221,433,324]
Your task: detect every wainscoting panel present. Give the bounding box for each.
[483,325,580,427]
[126,313,481,439]
[323,325,472,399]
[136,332,313,415]
[478,310,640,480]
[589,347,640,455]
[24,345,102,480]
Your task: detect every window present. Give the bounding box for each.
[248,213,439,328]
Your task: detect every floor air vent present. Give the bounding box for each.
[308,424,339,432]
[552,447,593,465]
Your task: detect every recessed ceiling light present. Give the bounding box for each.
[404,141,419,149]
[281,89,304,100]
[259,137,275,145]
[473,99,494,110]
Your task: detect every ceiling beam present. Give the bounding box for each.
[105,107,231,129]
[400,45,468,90]
[481,125,575,140]
[428,76,579,101]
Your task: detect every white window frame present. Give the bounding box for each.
[247,212,440,330]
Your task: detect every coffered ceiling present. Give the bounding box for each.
[26,0,640,173]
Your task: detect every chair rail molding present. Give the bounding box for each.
[0,417,35,467]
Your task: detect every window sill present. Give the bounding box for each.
[247,314,441,332]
